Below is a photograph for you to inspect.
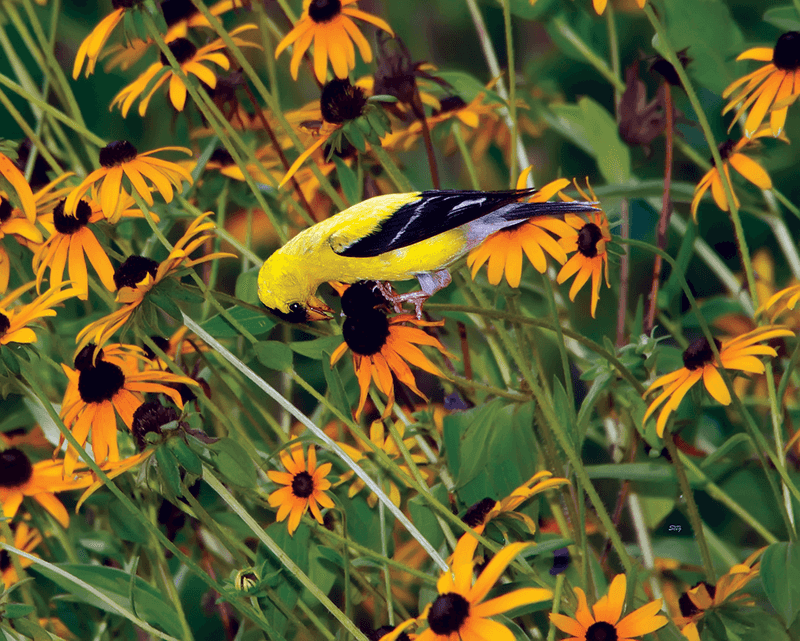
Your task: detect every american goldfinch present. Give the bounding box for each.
[258,189,598,322]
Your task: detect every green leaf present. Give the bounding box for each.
[155,447,182,502]
[656,0,744,95]
[208,438,257,487]
[436,71,503,103]
[29,564,183,638]
[148,292,182,321]
[202,306,276,338]
[333,156,359,206]
[507,0,557,20]
[3,603,34,618]
[586,463,676,482]
[8,618,59,641]
[343,121,366,153]
[235,268,259,305]
[254,340,294,371]
[450,399,506,488]
[289,335,343,359]
[764,6,800,31]
[322,352,351,418]
[168,437,203,476]
[548,97,631,184]
[761,542,800,626]
[108,500,149,544]
[407,484,449,550]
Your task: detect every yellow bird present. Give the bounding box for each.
[257,189,598,322]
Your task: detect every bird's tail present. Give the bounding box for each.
[497,199,601,221]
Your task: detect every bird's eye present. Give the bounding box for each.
[289,303,303,314]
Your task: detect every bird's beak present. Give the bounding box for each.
[307,297,334,321]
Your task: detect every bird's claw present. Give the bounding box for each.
[373,281,429,319]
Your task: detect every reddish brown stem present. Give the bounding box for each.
[411,87,440,189]
[645,82,673,334]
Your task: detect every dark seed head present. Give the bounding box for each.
[291,470,315,498]
[99,141,138,168]
[78,356,126,403]
[369,626,411,641]
[435,95,467,114]
[308,0,342,23]
[427,592,470,635]
[773,32,800,71]
[462,497,496,528]
[0,448,34,488]
[0,311,10,338]
[161,0,198,27]
[585,621,619,641]
[143,336,172,360]
[160,37,198,66]
[683,337,722,371]
[132,401,179,450]
[0,549,9,571]
[53,198,92,235]
[716,139,737,164]
[114,255,159,290]
[577,222,604,258]
[112,0,142,9]
[210,147,235,166]
[320,79,367,124]
[342,308,390,356]
[0,197,12,223]
[341,281,384,316]
[550,547,571,576]
[650,48,691,87]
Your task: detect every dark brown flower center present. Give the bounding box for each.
[114,255,159,289]
[370,626,410,641]
[160,37,198,66]
[683,337,722,370]
[0,197,12,223]
[53,198,92,235]
[0,550,9,571]
[462,497,496,527]
[0,312,10,338]
[550,547,570,576]
[435,96,467,114]
[99,141,138,168]
[716,139,737,164]
[74,344,104,371]
[291,471,315,498]
[161,0,199,27]
[340,281,383,316]
[679,582,716,617]
[210,147,235,166]
[320,79,367,124]
[577,222,604,258]
[773,32,800,71]
[78,355,126,403]
[428,592,470,635]
[143,335,172,360]
[308,0,342,23]
[586,621,618,641]
[132,401,179,450]
[342,308,390,356]
[0,448,34,488]
[649,48,691,86]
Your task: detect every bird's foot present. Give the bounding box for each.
[373,282,430,319]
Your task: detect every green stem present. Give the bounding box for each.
[452,122,481,189]
[370,143,413,192]
[500,0,517,184]
[552,17,625,93]
[541,274,575,411]
[605,1,621,107]
[663,434,716,582]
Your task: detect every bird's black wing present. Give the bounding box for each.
[336,189,536,258]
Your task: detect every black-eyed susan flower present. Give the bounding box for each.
[335,418,432,507]
[673,549,761,639]
[0,151,35,223]
[275,0,394,83]
[554,180,611,319]
[72,0,145,78]
[330,284,451,418]
[382,533,552,641]
[64,141,193,220]
[643,326,794,437]
[690,126,782,220]
[111,26,259,117]
[1,522,42,587]
[0,282,78,346]
[267,444,334,535]
[723,32,800,138]
[467,174,575,287]
[75,212,234,351]
[0,448,93,527]
[462,470,569,535]
[59,343,197,475]
[32,199,116,299]
[550,574,667,641]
